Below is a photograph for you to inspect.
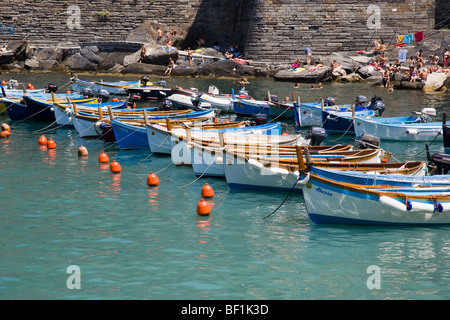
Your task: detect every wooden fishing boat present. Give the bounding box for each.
[300,172,450,225]
[306,165,450,188]
[354,108,446,141]
[269,101,295,120]
[2,97,28,120]
[222,146,385,189]
[166,122,284,161]
[71,105,200,139]
[321,108,376,135]
[52,99,129,127]
[194,139,353,179]
[71,77,156,95]
[233,98,272,118]
[167,93,196,109]
[294,95,385,128]
[126,86,172,100]
[111,109,216,149]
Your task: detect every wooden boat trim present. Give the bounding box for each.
[307,173,450,201]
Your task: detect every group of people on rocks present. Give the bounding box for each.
[370,39,450,88]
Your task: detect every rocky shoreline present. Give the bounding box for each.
[1,22,449,93]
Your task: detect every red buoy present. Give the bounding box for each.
[0,130,10,138]
[38,135,47,146]
[197,199,211,216]
[1,123,10,132]
[110,160,122,173]
[201,183,214,198]
[98,151,110,163]
[47,138,56,149]
[147,172,160,186]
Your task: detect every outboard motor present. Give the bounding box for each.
[158,80,167,88]
[417,108,436,123]
[47,84,58,93]
[426,144,450,175]
[306,127,327,146]
[81,88,95,98]
[190,94,200,107]
[140,76,150,87]
[264,94,278,102]
[323,97,336,106]
[97,89,110,103]
[355,95,367,107]
[157,100,172,111]
[251,113,269,125]
[369,95,385,117]
[355,133,380,149]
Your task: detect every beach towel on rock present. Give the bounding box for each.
[403,34,413,44]
[398,49,407,62]
[414,31,424,42]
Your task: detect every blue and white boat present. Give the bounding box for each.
[306,165,450,188]
[294,95,385,128]
[2,97,28,120]
[300,172,450,225]
[53,100,128,127]
[233,98,272,118]
[71,77,153,95]
[321,108,377,135]
[112,109,216,149]
[169,122,286,165]
[354,108,447,141]
[23,95,98,122]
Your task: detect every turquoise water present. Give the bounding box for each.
[0,73,450,300]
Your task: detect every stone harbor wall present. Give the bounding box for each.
[0,0,447,62]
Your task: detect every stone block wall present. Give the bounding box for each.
[0,0,444,63]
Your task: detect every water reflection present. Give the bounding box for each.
[109,173,121,194]
[146,187,159,207]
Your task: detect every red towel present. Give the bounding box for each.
[414,31,424,42]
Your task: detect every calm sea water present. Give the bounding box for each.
[1,72,450,301]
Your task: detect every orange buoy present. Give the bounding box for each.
[224,119,230,123]
[27,83,32,88]
[0,130,10,138]
[281,132,289,136]
[38,134,47,146]
[1,123,10,132]
[98,151,110,163]
[201,183,214,198]
[29,85,35,90]
[147,172,159,186]
[66,90,71,94]
[78,145,88,156]
[1,80,6,85]
[381,157,388,163]
[112,98,118,102]
[197,199,211,216]
[110,160,122,173]
[47,138,56,149]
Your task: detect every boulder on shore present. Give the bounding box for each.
[423,73,447,92]
[142,45,179,65]
[274,66,331,83]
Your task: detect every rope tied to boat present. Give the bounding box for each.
[263,172,309,220]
